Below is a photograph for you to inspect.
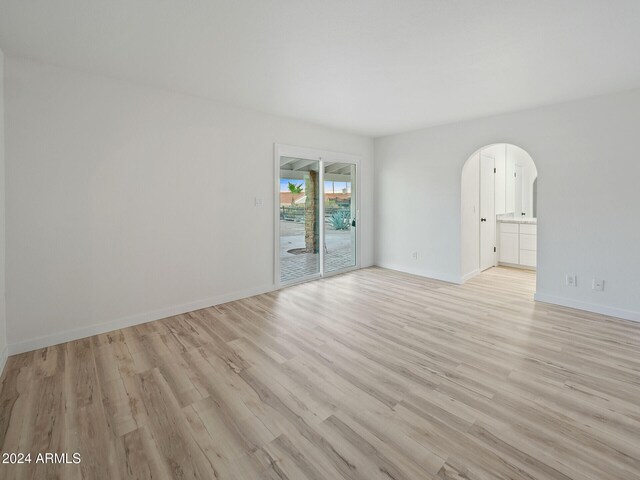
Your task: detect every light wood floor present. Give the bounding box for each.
[1,267,639,479]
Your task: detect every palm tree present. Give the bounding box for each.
[288,181,303,205]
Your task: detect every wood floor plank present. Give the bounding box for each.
[1,266,639,479]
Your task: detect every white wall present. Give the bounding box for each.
[375,89,640,321]
[4,57,374,353]
[0,48,7,371]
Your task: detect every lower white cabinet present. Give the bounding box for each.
[499,222,536,268]
[519,233,536,251]
[519,250,537,267]
[498,232,519,264]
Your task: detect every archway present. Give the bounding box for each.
[461,143,538,282]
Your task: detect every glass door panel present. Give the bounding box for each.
[323,162,356,273]
[279,157,321,284]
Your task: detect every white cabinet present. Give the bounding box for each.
[499,232,519,264]
[519,233,536,251]
[519,224,537,267]
[520,250,537,267]
[498,222,537,269]
[520,224,537,235]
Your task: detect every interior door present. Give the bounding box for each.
[514,164,523,216]
[480,153,496,271]
[506,152,515,213]
[323,161,357,274]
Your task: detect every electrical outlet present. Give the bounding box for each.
[254,197,264,207]
[592,278,604,291]
[565,274,577,287]
[412,251,418,260]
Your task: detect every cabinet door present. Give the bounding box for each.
[520,250,537,267]
[515,164,523,216]
[520,224,537,235]
[519,233,536,251]
[499,232,519,264]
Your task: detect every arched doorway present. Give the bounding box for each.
[461,144,537,282]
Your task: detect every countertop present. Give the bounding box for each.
[497,215,537,225]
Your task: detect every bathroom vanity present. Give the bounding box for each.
[497,215,537,269]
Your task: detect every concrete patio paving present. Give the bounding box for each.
[279,220,355,282]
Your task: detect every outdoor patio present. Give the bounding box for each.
[280,220,355,282]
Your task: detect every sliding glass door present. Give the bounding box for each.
[276,146,359,286]
[278,157,321,284]
[323,162,356,273]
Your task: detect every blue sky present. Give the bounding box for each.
[280,178,351,193]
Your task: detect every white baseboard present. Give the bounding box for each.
[460,269,481,284]
[534,293,640,323]
[8,283,275,356]
[498,261,536,271]
[0,345,8,377]
[374,262,461,284]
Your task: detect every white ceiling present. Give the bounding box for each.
[1,0,639,137]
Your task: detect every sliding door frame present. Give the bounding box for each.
[274,144,361,288]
